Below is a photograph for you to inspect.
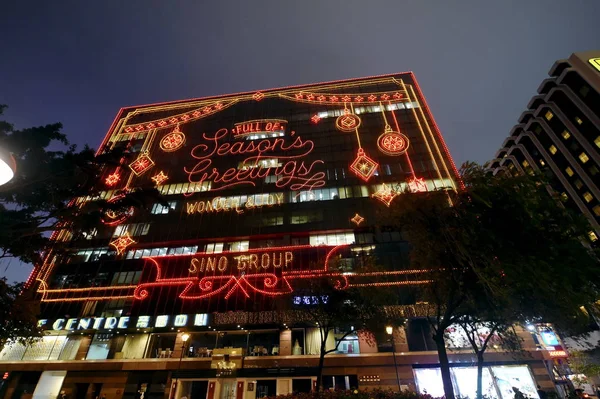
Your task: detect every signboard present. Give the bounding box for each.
[38,313,209,331]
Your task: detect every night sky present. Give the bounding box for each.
[1,0,599,282]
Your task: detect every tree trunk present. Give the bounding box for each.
[476,351,484,399]
[433,331,455,399]
[316,341,326,391]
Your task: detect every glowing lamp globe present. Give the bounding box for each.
[386,326,393,335]
[0,148,16,186]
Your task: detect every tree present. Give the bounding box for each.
[0,104,167,265]
[0,278,42,347]
[382,162,600,399]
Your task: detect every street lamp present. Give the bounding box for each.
[386,326,401,392]
[0,148,16,186]
[171,333,190,399]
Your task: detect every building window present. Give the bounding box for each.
[579,152,590,163]
[534,125,542,134]
[593,205,600,217]
[560,192,568,202]
[595,136,600,148]
[590,166,599,176]
[111,271,142,286]
[583,192,594,203]
[574,179,584,190]
[589,231,598,242]
[291,210,324,225]
[549,145,558,155]
[113,223,150,237]
[561,130,571,140]
[544,111,554,121]
[565,167,574,177]
[225,241,249,252]
[539,159,546,166]
[262,214,284,226]
[575,117,583,125]
[522,160,529,168]
[151,201,176,214]
[205,243,224,254]
[309,232,355,246]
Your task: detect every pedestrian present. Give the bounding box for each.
[513,387,526,399]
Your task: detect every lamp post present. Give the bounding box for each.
[386,326,401,392]
[0,148,16,186]
[171,333,190,399]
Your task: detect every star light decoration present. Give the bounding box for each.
[151,171,169,185]
[109,232,136,255]
[105,172,120,187]
[349,148,378,182]
[350,213,365,226]
[129,153,155,176]
[372,183,400,207]
[252,91,265,101]
[311,114,321,124]
[408,177,428,193]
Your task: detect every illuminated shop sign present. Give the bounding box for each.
[590,58,600,72]
[186,193,284,215]
[232,119,287,137]
[37,313,209,331]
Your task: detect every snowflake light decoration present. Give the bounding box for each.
[159,125,186,152]
[129,153,155,176]
[377,130,410,156]
[105,172,120,186]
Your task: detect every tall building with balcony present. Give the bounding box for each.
[489,51,600,238]
[0,73,560,399]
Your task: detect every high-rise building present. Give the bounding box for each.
[1,73,559,399]
[490,51,600,238]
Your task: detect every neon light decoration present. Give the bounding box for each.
[280,90,406,105]
[349,148,378,181]
[129,152,155,176]
[186,193,284,215]
[159,125,186,152]
[252,92,265,101]
[377,130,410,156]
[122,100,237,135]
[408,177,428,193]
[310,114,321,124]
[184,127,326,192]
[372,183,399,207]
[232,119,287,138]
[350,213,365,226]
[151,171,169,185]
[109,232,136,255]
[105,171,120,186]
[335,111,361,132]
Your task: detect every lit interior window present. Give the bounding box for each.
[560,192,568,202]
[594,137,600,148]
[549,145,558,155]
[561,130,571,140]
[589,231,598,242]
[575,117,583,125]
[593,205,600,217]
[544,111,553,121]
[565,167,574,177]
[583,192,593,203]
[579,152,590,163]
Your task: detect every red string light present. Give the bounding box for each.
[310,114,321,124]
[408,177,428,193]
[151,171,169,186]
[335,112,361,132]
[377,130,410,156]
[101,194,135,226]
[109,232,137,255]
[252,92,265,101]
[129,153,155,176]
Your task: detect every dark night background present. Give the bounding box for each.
[1,0,599,282]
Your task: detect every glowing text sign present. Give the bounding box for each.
[38,313,209,331]
[186,193,284,215]
[188,251,294,276]
[184,126,326,192]
[233,119,287,137]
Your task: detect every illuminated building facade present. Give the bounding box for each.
[0,73,558,399]
[490,51,600,239]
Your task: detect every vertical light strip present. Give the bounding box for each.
[408,85,456,190]
[390,104,417,178]
[350,103,362,148]
[400,80,445,184]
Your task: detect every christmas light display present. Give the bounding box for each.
[377,129,410,156]
[129,152,155,176]
[159,125,186,152]
[151,171,169,185]
[280,90,406,105]
[349,148,378,181]
[372,183,399,207]
[252,92,265,101]
[408,177,428,193]
[105,171,120,186]
[350,213,365,226]
[335,111,361,132]
[310,114,321,124]
[109,232,137,255]
[101,194,135,226]
[232,119,287,137]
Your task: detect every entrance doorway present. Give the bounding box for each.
[219,380,236,399]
